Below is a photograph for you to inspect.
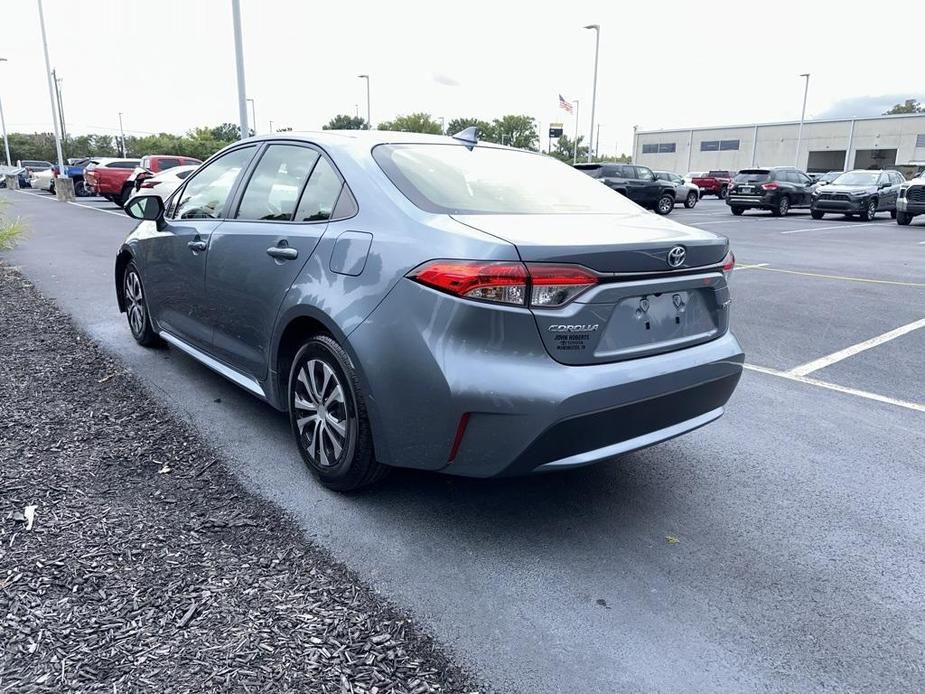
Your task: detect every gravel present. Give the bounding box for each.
[0,262,481,694]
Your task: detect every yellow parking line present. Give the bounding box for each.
[745,265,925,288]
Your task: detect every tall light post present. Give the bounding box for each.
[795,73,810,168]
[231,0,249,140]
[118,112,126,156]
[37,0,65,176]
[583,24,600,163]
[0,58,10,166]
[358,75,371,129]
[246,98,256,135]
[572,99,580,165]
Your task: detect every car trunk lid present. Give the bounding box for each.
[451,212,732,365]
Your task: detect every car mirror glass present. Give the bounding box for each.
[125,195,164,222]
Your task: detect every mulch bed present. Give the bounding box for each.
[0,262,481,694]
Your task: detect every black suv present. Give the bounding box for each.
[575,163,676,215]
[726,167,814,216]
[811,170,904,221]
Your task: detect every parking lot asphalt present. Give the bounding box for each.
[3,189,924,693]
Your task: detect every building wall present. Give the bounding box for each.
[636,114,925,174]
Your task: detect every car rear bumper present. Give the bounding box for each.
[350,280,745,477]
[727,193,773,208]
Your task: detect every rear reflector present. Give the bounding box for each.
[408,260,598,308]
[447,412,471,462]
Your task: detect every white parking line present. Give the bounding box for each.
[780,222,882,234]
[744,363,925,414]
[734,263,769,271]
[787,317,925,377]
[743,265,925,288]
[67,201,127,218]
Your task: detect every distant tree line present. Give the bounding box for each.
[4,123,249,165]
[322,112,631,162]
[883,99,924,115]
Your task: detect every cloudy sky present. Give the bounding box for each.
[2,0,923,155]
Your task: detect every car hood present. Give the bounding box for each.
[451,212,729,273]
[821,184,877,194]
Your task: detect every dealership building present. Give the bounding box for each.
[633,112,925,176]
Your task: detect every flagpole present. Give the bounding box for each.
[572,100,580,165]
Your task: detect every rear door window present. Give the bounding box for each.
[236,144,320,221]
[294,157,343,222]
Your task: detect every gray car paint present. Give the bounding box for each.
[117,130,744,477]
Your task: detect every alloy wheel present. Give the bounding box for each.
[779,198,789,215]
[658,196,673,214]
[293,358,351,469]
[124,270,146,337]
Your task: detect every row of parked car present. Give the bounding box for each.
[16,155,201,207]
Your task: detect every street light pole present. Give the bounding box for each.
[358,75,371,129]
[231,0,249,140]
[795,72,810,168]
[247,98,256,135]
[584,24,600,163]
[0,58,10,166]
[118,112,126,156]
[37,0,65,176]
[572,99,580,165]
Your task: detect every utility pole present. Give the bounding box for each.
[246,98,256,136]
[231,0,249,140]
[795,73,810,168]
[596,123,601,158]
[572,100,580,165]
[358,75,371,129]
[118,112,126,156]
[0,58,11,166]
[269,120,274,134]
[53,70,67,146]
[37,0,66,180]
[583,24,600,163]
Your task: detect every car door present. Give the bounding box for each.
[631,166,659,205]
[204,142,348,379]
[792,171,813,206]
[141,145,257,350]
[882,172,902,209]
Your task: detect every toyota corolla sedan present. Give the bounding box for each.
[117,130,743,491]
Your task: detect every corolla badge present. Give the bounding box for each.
[547,324,600,332]
[667,245,686,268]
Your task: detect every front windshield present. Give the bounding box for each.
[374,144,639,214]
[821,172,840,182]
[833,171,880,186]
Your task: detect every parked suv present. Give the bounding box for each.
[811,170,904,221]
[575,163,677,214]
[654,171,700,208]
[727,167,814,216]
[897,171,925,225]
[117,132,743,491]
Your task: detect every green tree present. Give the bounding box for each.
[490,115,538,150]
[210,122,248,141]
[446,117,493,140]
[378,113,443,134]
[548,134,589,163]
[883,99,924,115]
[323,114,368,130]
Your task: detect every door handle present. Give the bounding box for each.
[187,240,207,252]
[267,246,298,260]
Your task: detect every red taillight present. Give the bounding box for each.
[760,182,778,190]
[722,250,735,272]
[408,260,598,308]
[447,412,471,462]
[140,180,161,188]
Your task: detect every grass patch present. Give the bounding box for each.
[0,200,27,250]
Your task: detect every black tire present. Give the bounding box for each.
[654,193,674,215]
[717,186,728,200]
[731,207,745,216]
[890,209,897,219]
[811,209,825,220]
[74,179,88,197]
[771,196,790,217]
[859,199,877,222]
[117,183,133,208]
[289,335,387,492]
[123,262,160,347]
[897,211,912,226]
[684,191,698,209]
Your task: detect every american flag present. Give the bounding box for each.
[559,94,573,114]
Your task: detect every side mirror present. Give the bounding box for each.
[879,181,890,189]
[125,194,165,224]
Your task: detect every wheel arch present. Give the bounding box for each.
[114,246,134,313]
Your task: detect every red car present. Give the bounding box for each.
[128,155,201,197]
[84,158,141,204]
[691,170,734,199]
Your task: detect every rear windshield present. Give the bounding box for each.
[734,171,770,183]
[574,164,603,179]
[373,144,638,214]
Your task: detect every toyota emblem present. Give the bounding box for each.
[667,246,686,268]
